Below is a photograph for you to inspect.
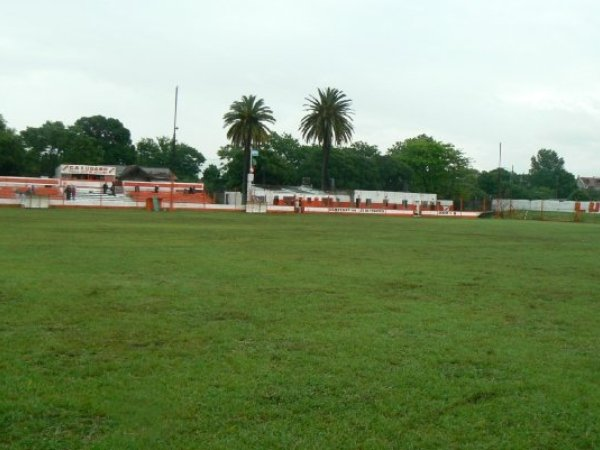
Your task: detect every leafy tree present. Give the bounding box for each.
[171,142,205,181]
[223,95,275,203]
[252,146,294,187]
[529,149,576,198]
[329,141,380,190]
[478,168,530,199]
[269,133,304,169]
[216,145,244,191]
[136,137,205,181]
[136,138,163,166]
[20,121,102,176]
[269,133,322,187]
[376,154,412,192]
[300,87,354,191]
[568,188,594,201]
[202,164,226,195]
[388,134,472,199]
[266,133,312,186]
[74,115,136,165]
[217,135,323,190]
[454,168,483,203]
[0,115,27,176]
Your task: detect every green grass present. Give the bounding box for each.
[503,209,600,224]
[0,209,598,449]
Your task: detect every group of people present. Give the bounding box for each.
[64,185,76,200]
[63,183,119,200]
[102,183,117,195]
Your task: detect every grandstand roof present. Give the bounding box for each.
[117,166,176,182]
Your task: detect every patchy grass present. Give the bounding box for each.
[503,209,600,224]
[0,209,598,449]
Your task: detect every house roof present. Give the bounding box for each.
[117,165,176,181]
[578,177,600,190]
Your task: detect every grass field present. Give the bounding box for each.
[0,209,598,449]
[503,209,600,224]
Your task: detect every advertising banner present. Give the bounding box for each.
[60,165,116,176]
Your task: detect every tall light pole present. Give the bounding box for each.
[496,142,502,217]
[171,86,179,165]
[170,86,179,211]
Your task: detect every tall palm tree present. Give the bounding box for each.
[223,95,275,203]
[300,87,354,191]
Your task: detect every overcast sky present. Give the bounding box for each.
[2,0,599,175]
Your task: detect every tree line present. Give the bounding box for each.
[1,87,597,202]
[0,114,205,181]
[215,88,593,202]
[206,134,594,202]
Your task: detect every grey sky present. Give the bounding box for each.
[2,0,599,175]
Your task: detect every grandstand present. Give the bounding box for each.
[231,185,476,217]
[0,164,214,210]
[1,164,483,217]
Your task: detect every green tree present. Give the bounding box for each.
[264,133,306,186]
[478,168,511,198]
[388,134,472,199]
[136,137,205,181]
[218,139,302,189]
[216,145,244,190]
[268,133,322,187]
[223,95,275,203]
[529,149,576,198]
[0,115,27,176]
[300,87,354,191]
[136,138,162,166]
[376,154,412,191]
[329,141,380,190]
[74,115,136,165]
[201,164,226,194]
[20,121,102,176]
[252,146,294,187]
[478,168,531,199]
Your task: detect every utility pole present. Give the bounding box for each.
[496,142,502,217]
[509,165,514,215]
[170,86,179,211]
[171,86,179,165]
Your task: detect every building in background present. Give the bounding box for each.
[577,177,600,192]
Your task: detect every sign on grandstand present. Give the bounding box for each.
[60,165,116,176]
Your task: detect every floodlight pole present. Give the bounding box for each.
[172,86,179,149]
[496,142,502,217]
[170,86,179,212]
[509,165,514,215]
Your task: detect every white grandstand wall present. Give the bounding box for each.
[353,190,437,205]
[251,187,352,203]
[248,187,438,205]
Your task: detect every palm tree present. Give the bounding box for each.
[223,95,275,203]
[299,87,354,191]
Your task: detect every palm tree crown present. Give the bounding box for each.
[299,87,353,191]
[223,95,275,202]
[223,95,275,148]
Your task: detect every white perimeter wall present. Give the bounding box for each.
[494,199,580,212]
